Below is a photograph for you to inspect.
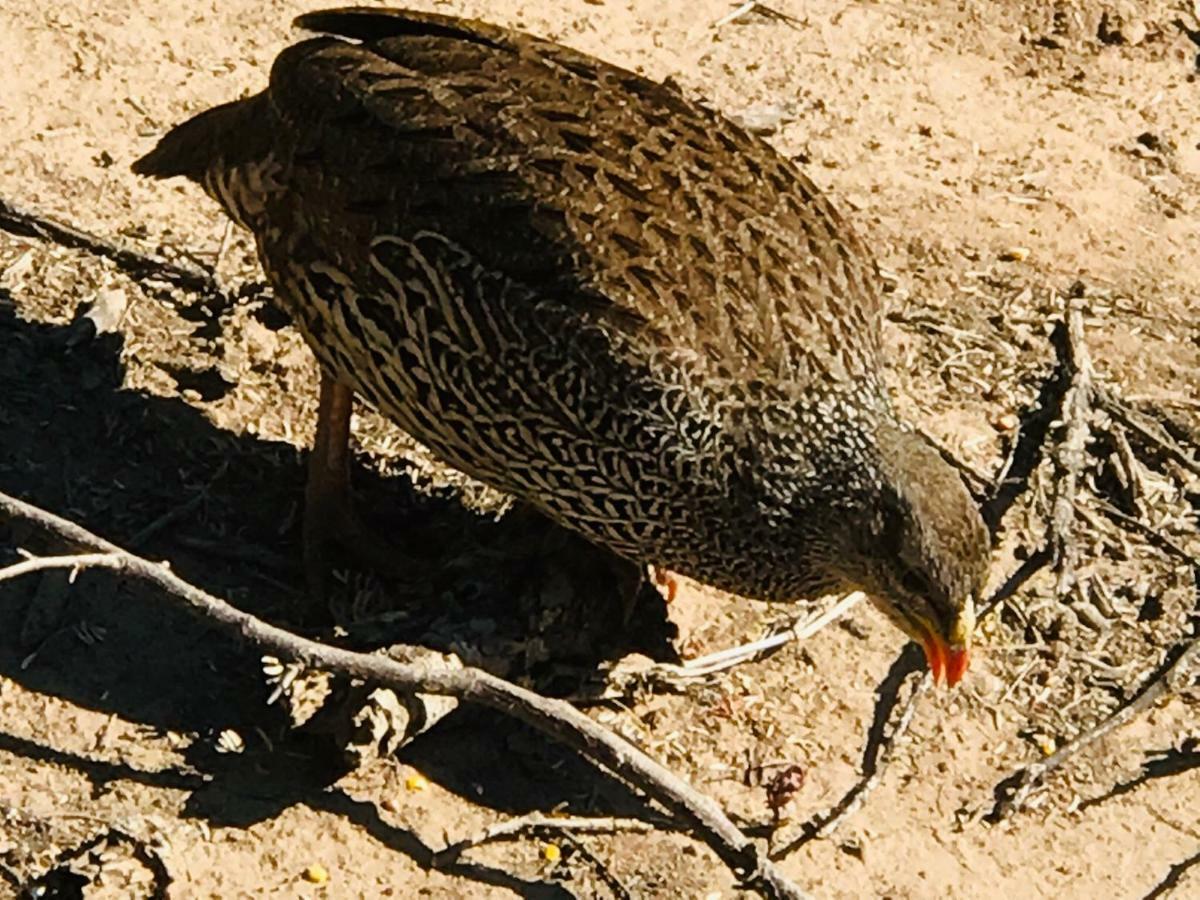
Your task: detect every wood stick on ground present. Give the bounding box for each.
[0,197,219,297]
[1048,304,1095,599]
[0,490,808,900]
[563,834,636,900]
[598,591,864,697]
[918,427,992,499]
[432,814,657,868]
[1095,386,1200,480]
[986,564,1200,822]
[1090,500,1197,566]
[712,2,801,29]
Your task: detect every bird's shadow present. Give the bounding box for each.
[0,296,675,891]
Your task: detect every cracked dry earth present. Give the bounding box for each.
[1,1,1199,898]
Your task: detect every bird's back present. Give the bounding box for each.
[136,8,885,389]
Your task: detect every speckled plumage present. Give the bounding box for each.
[135,8,990,653]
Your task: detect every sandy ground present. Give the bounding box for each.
[1,1,1199,898]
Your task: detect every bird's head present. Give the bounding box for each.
[838,423,991,686]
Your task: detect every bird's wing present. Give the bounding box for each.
[264,7,884,387]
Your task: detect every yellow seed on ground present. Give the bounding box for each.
[303,863,329,884]
[1037,735,1056,756]
[405,772,429,792]
[542,843,561,863]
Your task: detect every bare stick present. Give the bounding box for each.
[980,546,1053,619]
[0,197,219,297]
[1095,387,1200,479]
[1049,305,1094,598]
[986,565,1200,822]
[564,835,636,900]
[1091,500,1197,565]
[601,592,864,696]
[712,2,802,28]
[0,490,807,900]
[918,428,992,497]
[432,814,657,868]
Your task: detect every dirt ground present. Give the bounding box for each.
[2,1,1199,898]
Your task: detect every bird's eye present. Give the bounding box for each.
[900,569,927,596]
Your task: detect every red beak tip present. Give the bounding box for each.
[946,648,970,688]
[921,636,946,685]
[921,635,970,688]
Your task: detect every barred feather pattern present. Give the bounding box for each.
[137,9,990,623]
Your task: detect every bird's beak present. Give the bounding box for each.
[919,630,968,687]
[917,603,973,688]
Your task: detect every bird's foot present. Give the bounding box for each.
[301,375,419,616]
[302,486,418,612]
[651,566,679,604]
[616,563,680,626]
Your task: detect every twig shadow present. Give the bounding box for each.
[1078,745,1200,812]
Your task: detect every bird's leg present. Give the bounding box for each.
[614,557,648,627]
[303,373,412,601]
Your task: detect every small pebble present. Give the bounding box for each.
[303,863,329,884]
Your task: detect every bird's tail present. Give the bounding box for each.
[132,94,269,182]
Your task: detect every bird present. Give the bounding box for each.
[133,7,991,685]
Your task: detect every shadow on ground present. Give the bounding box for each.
[0,296,675,891]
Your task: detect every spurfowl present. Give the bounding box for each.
[134,8,990,684]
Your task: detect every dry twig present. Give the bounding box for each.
[986,565,1200,822]
[0,490,808,900]
[1095,387,1200,480]
[1048,304,1095,599]
[0,197,218,297]
[712,2,801,29]
[597,592,863,697]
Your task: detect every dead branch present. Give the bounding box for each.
[593,592,863,698]
[1091,500,1197,566]
[1095,387,1200,480]
[563,834,636,900]
[919,427,992,499]
[986,564,1200,822]
[980,546,1053,619]
[0,197,218,297]
[432,814,658,868]
[712,2,802,29]
[0,490,808,900]
[1048,305,1095,599]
